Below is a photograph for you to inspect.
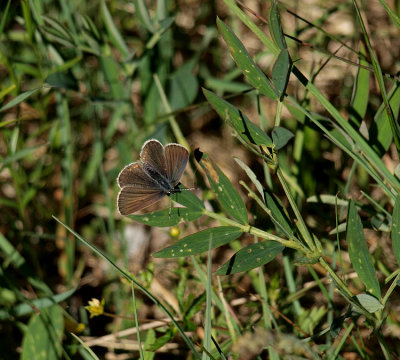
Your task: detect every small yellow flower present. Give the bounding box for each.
[85,298,104,318]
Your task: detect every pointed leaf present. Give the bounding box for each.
[203,88,273,146]
[264,192,294,238]
[346,200,381,297]
[370,82,400,156]
[217,18,277,99]
[133,0,155,33]
[272,126,294,150]
[153,226,242,258]
[272,49,291,98]
[355,294,383,313]
[216,241,284,275]
[130,208,203,227]
[101,0,130,58]
[268,0,287,50]
[45,72,78,91]
[0,88,40,112]
[234,157,264,199]
[348,43,369,129]
[392,195,400,266]
[198,153,248,224]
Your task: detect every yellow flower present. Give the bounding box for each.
[85,298,104,318]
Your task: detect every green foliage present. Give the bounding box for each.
[21,306,64,360]
[1,0,400,358]
[215,241,285,275]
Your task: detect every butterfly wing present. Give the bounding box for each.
[140,139,168,178]
[117,161,166,215]
[117,185,165,215]
[164,143,189,185]
[117,162,154,189]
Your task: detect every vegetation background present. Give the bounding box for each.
[1,0,400,359]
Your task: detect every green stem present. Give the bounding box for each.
[274,100,283,127]
[276,167,316,251]
[153,74,189,149]
[202,209,304,251]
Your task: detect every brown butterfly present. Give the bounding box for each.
[117,139,189,215]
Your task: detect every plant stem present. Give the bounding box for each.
[202,209,304,251]
[276,167,316,251]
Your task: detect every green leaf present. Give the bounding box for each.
[145,330,174,352]
[42,15,74,43]
[272,49,291,99]
[355,294,383,313]
[0,288,76,320]
[45,72,78,91]
[268,0,287,50]
[1,143,46,167]
[130,208,203,227]
[216,18,277,99]
[198,153,248,224]
[100,56,125,100]
[264,192,294,238]
[392,195,400,266]
[203,88,273,146]
[153,226,242,258]
[216,241,285,275]
[346,200,381,298]
[348,43,369,129]
[0,88,40,112]
[234,157,264,199]
[0,232,25,268]
[169,58,199,110]
[101,0,130,58]
[171,184,205,210]
[21,306,64,360]
[143,328,156,360]
[272,126,294,150]
[133,0,156,33]
[370,82,400,156]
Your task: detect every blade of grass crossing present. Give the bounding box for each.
[52,216,201,359]
[202,234,213,360]
[70,333,100,360]
[132,283,145,360]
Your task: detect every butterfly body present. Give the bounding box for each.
[117,139,189,215]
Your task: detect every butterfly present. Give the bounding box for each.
[117,139,189,215]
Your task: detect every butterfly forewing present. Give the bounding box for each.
[165,144,189,185]
[117,185,165,215]
[117,162,157,189]
[140,139,168,178]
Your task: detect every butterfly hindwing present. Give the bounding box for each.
[165,144,189,185]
